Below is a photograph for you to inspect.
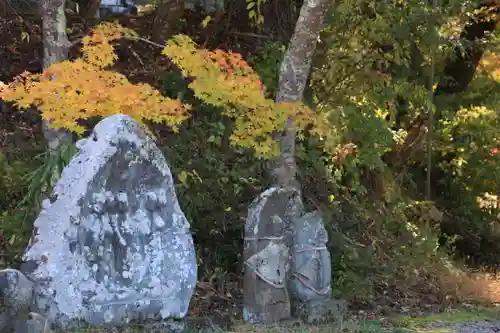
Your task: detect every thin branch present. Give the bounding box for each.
[229,31,271,39]
[426,0,438,201]
[129,36,166,49]
[128,45,145,66]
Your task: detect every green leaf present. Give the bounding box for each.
[178,171,189,186]
[200,15,212,28]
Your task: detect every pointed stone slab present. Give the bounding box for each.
[21,115,197,330]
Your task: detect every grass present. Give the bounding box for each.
[62,322,353,333]
[390,306,500,333]
[57,306,500,333]
[74,323,358,333]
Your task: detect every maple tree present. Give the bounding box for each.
[1,23,189,136]
[162,34,332,157]
[0,22,331,159]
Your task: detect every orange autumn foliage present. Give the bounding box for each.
[0,22,331,158]
[0,23,189,135]
[163,34,331,156]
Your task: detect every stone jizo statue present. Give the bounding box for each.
[289,211,332,323]
[243,187,303,324]
[243,187,333,325]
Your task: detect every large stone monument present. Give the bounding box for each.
[0,115,197,332]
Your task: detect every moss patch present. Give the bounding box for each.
[393,306,500,329]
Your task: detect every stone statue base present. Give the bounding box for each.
[243,302,291,325]
[291,298,348,324]
[291,300,330,324]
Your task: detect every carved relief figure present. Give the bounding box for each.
[243,187,301,324]
[16,115,197,331]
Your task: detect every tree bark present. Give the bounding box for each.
[434,2,499,96]
[41,0,73,153]
[243,0,333,323]
[81,0,102,20]
[151,0,185,44]
[268,0,333,188]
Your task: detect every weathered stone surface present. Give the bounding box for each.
[242,184,338,325]
[17,114,197,330]
[13,312,52,333]
[0,268,36,332]
[242,186,303,324]
[288,211,332,323]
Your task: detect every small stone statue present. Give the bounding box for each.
[243,187,300,324]
[0,268,52,333]
[288,210,332,323]
[1,269,32,331]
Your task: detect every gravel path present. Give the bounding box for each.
[426,320,500,333]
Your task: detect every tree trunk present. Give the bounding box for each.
[151,0,185,44]
[41,0,73,153]
[0,0,6,17]
[384,1,499,168]
[268,0,333,188]
[243,0,333,324]
[82,0,102,20]
[434,2,499,96]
